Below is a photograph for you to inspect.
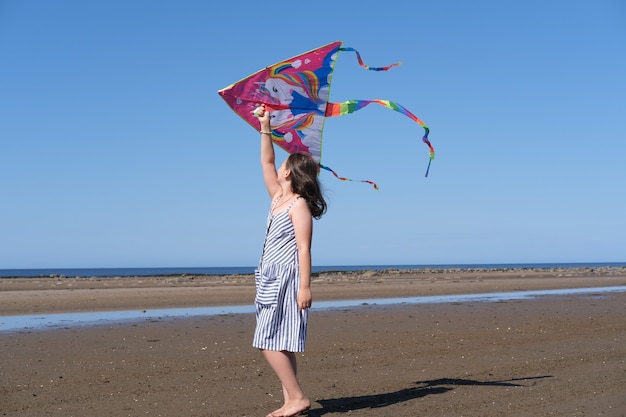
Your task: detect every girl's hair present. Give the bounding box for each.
[286,153,327,219]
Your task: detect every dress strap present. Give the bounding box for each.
[286,196,302,211]
[270,195,282,211]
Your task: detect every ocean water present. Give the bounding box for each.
[2,262,625,278]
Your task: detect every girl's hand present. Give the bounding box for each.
[297,287,312,312]
[255,105,271,132]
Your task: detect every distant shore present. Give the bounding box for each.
[2,263,625,278]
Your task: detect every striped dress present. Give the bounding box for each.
[253,196,308,352]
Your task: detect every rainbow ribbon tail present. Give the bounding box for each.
[325,100,434,177]
[319,164,379,190]
[423,135,435,178]
[339,47,402,71]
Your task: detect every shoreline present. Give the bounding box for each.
[1,266,625,316]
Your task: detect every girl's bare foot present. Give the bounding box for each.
[267,406,284,417]
[269,398,311,417]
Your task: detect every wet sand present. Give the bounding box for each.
[1,267,625,416]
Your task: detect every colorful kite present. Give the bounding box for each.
[218,41,434,189]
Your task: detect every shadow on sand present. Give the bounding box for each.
[309,375,552,416]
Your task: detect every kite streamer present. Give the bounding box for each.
[319,164,379,190]
[218,41,434,189]
[325,100,434,177]
[338,47,402,71]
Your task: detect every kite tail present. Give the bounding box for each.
[339,47,402,71]
[326,100,434,177]
[422,135,435,178]
[319,164,379,190]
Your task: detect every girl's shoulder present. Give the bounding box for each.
[289,196,311,216]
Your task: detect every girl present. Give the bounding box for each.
[254,106,327,417]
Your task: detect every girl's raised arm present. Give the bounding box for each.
[257,108,281,198]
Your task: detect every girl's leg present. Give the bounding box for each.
[280,352,298,406]
[262,349,310,417]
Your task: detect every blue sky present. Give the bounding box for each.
[1,0,625,269]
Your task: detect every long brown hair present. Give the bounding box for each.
[286,153,327,219]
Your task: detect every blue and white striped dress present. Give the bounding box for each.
[253,196,308,352]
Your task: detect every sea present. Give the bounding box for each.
[1,262,625,278]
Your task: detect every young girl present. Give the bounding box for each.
[254,106,327,417]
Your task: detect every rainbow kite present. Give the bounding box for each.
[218,41,433,189]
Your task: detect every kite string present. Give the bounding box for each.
[319,164,379,190]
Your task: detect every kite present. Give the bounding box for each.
[218,41,434,189]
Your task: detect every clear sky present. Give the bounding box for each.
[1,0,625,269]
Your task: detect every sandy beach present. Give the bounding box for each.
[1,267,625,416]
